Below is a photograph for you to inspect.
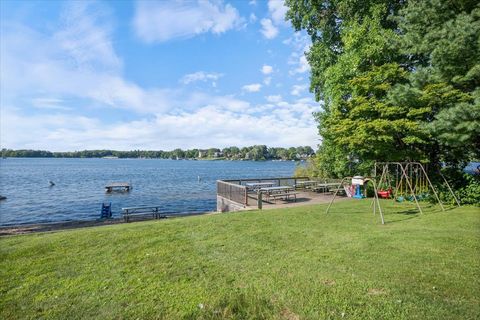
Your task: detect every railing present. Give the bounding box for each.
[217,180,248,206]
[217,176,342,209]
[222,176,310,187]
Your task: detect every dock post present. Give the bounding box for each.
[257,191,262,210]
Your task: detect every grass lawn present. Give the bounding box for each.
[1,200,479,319]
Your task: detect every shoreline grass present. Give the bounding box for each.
[1,200,479,319]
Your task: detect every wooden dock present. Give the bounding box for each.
[105,182,131,193]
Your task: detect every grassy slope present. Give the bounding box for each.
[1,201,479,320]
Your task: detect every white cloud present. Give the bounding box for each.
[54,1,121,71]
[285,33,311,75]
[133,1,243,43]
[268,0,288,25]
[0,5,173,115]
[293,55,310,74]
[291,84,308,96]
[31,98,71,111]
[2,99,321,150]
[261,64,273,75]
[263,77,272,85]
[181,71,223,85]
[242,83,262,92]
[260,18,278,39]
[0,1,321,151]
[249,13,257,23]
[266,95,282,103]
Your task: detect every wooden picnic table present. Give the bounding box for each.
[245,182,275,191]
[259,186,298,202]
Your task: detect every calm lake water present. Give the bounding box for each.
[0,158,296,226]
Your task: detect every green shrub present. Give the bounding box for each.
[437,173,480,206]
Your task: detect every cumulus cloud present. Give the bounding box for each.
[291,84,308,96]
[181,71,223,85]
[261,64,273,75]
[133,0,243,43]
[266,95,282,103]
[286,33,311,75]
[242,83,262,93]
[268,0,288,25]
[2,99,320,150]
[263,77,272,85]
[260,18,278,39]
[1,1,321,150]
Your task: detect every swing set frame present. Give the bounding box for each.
[374,162,460,214]
[325,162,460,225]
[326,176,386,224]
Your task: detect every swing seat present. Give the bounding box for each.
[377,189,392,199]
[396,196,405,202]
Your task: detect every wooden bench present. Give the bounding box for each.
[121,206,164,222]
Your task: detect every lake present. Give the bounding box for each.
[0,158,297,226]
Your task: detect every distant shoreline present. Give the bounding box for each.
[1,157,302,162]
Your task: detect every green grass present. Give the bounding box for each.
[1,200,479,319]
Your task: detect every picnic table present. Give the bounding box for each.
[259,186,298,202]
[245,182,275,192]
[122,205,164,222]
[295,180,318,189]
[313,182,343,193]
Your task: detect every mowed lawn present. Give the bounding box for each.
[1,200,479,319]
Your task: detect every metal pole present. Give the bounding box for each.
[325,177,350,214]
[371,179,385,224]
[439,171,461,207]
[416,162,445,211]
[372,165,387,209]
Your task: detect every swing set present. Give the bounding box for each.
[325,162,460,224]
[374,162,460,214]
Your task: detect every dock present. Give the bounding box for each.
[105,182,131,193]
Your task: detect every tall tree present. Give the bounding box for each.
[286,0,408,176]
[286,0,480,177]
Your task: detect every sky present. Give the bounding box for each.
[0,0,320,151]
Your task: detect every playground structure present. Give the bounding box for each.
[326,176,385,224]
[374,162,460,213]
[326,162,460,224]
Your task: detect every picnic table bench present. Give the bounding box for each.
[260,186,299,203]
[121,206,164,222]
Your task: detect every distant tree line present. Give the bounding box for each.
[1,146,315,161]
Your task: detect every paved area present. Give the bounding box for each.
[245,190,351,210]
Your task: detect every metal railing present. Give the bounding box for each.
[217,180,248,206]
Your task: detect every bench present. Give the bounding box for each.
[265,192,299,203]
[121,206,164,222]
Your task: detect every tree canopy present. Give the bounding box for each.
[286,0,480,177]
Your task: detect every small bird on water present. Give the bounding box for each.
[49,181,55,186]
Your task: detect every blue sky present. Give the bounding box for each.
[0,0,319,151]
